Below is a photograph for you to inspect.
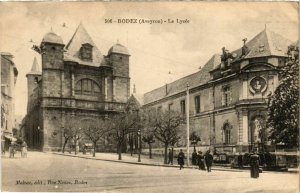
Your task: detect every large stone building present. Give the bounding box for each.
[23,24,130,151]
[143,28,294,154]
[1,52,18,149]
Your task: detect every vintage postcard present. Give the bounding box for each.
[0,2,299,192]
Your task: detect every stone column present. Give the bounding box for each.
[71,71,75,97]
[242,80,248,100]
[242,110,249,145]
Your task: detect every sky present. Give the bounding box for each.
[0,2,298,118]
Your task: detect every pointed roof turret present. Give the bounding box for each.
[64,23,104,67]
[26,57,41,77]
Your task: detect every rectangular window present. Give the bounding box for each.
[194,95,200,114]
[180,100,185,114]
[1,84,7,95]
[168,103,173,111]
[223,86,231,106]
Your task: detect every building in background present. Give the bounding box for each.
[143,28,294,154]
[23,23,130,151]
[1,52,18,150]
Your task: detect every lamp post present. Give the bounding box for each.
[138,128,141,162]
[186,83,190,166]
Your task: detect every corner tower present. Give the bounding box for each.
[40,32,65,98]
[40,31,65,151]
[108,43,130,102]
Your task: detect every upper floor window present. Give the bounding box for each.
[157,106,162,111]
[222,86,232,106]
[75,79,100,95]
[80,43,93,61]
[168,103,173,111]
[1,84,8,95]
[194,95,200,114]
[180,100,185,114]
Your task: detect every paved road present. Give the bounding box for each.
[2,152,299,192]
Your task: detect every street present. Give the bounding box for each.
[1,152,299,193]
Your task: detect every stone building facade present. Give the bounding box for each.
[1,52,18,149]
[143,29,293,154]
[23,24,130,151]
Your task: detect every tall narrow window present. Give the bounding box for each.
[104,77,108,100]
[168,103,173,111]
[194,95,200,114]
[222,86,231,106]
[180,100,186,114]
[223,123,231,144]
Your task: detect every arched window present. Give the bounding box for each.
[223,123,231,145]
[75,79,100,95]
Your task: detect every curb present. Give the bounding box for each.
[47,152,299,174]
[46,152,252,173]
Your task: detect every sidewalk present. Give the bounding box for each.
[49,151,299,174]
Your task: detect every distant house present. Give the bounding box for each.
[1,52,18,150]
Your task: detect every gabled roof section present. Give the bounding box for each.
[64,23,105,67]
[233,28,292,60]
[144,55,216,105]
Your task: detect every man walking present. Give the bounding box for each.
[205,150,213,172]
[177,149,185,170]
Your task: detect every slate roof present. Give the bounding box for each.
[228,29,292,65]
[64,23,106,67]
[108,43,130,56]
[42,32,64,45]
[27,57,41,76]
[143,29,293,105]
[132,93,144,106]
[144,54,219,105]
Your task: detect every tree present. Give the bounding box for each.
[62,117,81,154]
[109,111,139,160]
[149,109,183,164]
[82,118,110,157]
[71,121,83,155]
[142,129,155,159]
[267,45,299,148]
[190,131,201,152]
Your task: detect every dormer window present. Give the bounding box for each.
[80,43,93,61]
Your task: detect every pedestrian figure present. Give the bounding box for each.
[205,150,213,172]
[238,153,243,169]
[168,149,173,165]
[21,141,27,158]
[177,149,185,170]
[250,151,260,178]
[9,143,15,158]
[192,150,197,165]
[197,151,205,170]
